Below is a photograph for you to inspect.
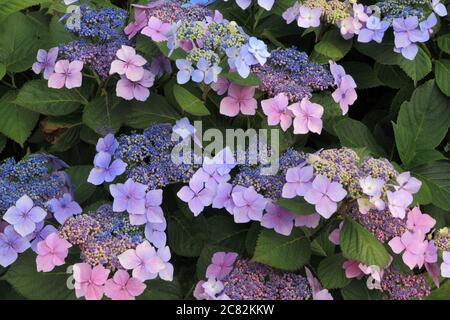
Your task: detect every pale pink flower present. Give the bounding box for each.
[48,60,83,89]
[261,93,294,131]
[406,207,436,234]
[289,98,324,135]
[116,70,155,101]
[36,233,71,272]
[388,231,428,269]
[73,263,110,300]
[118,240,165,281]
[141,17,172,42]
[110,45,147,82]
[104,270,146,300]
[219,84,257,117]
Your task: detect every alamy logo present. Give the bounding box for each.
[171,120,281,175]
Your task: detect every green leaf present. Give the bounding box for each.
[398,47,431,82]
[253,229,311,271]
[334,118,386,157]
[314,29,352,61]
[0,0,43,22]
[426,280,450,300]
[168,210,207,257]
[374,64,411,89]
[317,254,351,289]
[341,280,385,300]
[0,134,6,153]
[414,161,450,211]
[0,63,5,80]
[355,41,400,65]
[437,34,450,54]
[276,197,316,215]
[172,84,210,116]
[83,95,126,134]
[206,215,248,253]
[66,165,96,204]
[393,80,450,167]
[124,94,180,129]
[4,251,75,300]
[435,59,450,97]
[341,62,382,89]
[15,80,87,116]
[221,72,260,86]
[340,217,390,268]
[0,91,39,145]
[0,12,50,72]
[137,279,183,300]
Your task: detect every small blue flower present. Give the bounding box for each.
[176,59,194,84]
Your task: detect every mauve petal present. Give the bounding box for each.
[177,186,195,202]
[126,277,146,297]
[239,98,257,115]
[36,254,55,272]
[110,60,127,75]
[293,116,309,134]
[316,197,337,219]
[220,96,240,117]
[91,265,110,285]
[133,84,150,101]
[307,117,323,134]
[327,182,347,202]
[388,236,405,254]
[118,249,141,270]
[126,65,145,82]
[304,188,323,205]
[73,263,92,283]
[116,78,135,100]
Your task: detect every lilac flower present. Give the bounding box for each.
[441,251,450,278]
[193,165,230,190]
[32,48,59,80]
[294,213,321,228]
[28,222,57,253]
[109,179,148,215]
[116,70,155,101]
[406,207,436,234]
[150,54,172,78]
[129,190,164,226]
[419,14,438,42]
[246,37,270,66]
[153,246,174,281]
[339,16,362,40]
[329,61,346,86]
[297,7,322,29]
[176,59,194,84]
[47,193,82,224]
[87,152,127,186]
[431,0,448,17]
[304,175,347,219]
[110,45,146,81]
[359,176,384,198]
[211,77,230,95]
[226,47,251,78]
[145,220,167,248]
[3,195,47,237]
[305,267,333,300]
[191,58,223,85]
[395,172,421,194]
[282,165,313,199]
[231,186,268,223]
[48,60,84,89]
[204,147,236,176]
[387,190,413,219]
[206,252,238,280]
[118,240,165,281]
[358,16,389,43]
[388,231,428,269]
[393,16,428,60]
[0,226,30,267]
[261,203,294,236]
[96,133,118,154]
[172,117,202,147]
[282,2,301,24]
[332,75,357,115]
[352,3,368,23]
[177,178,215,216]
[212,183,235,211]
